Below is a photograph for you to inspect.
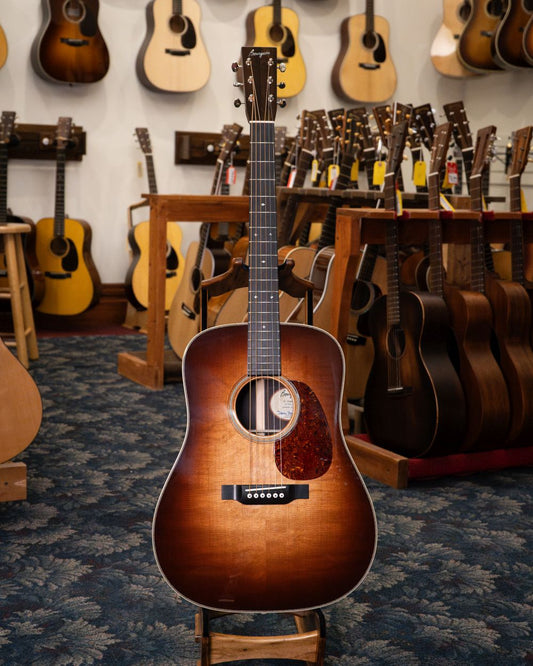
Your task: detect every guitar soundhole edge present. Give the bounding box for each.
[50,236,69,258]
[169,14,187,34]
[386,326,406,360]
[63,0,86,23]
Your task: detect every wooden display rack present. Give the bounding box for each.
[331,207,533,488]
[117,194,249,389]
[0,462,27,502]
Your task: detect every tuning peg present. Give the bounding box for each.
[278,62,287,72]
[234,99,242,108]
[278,82,286,90]
[233,81,244,88]
[231,61,240,72]
[277,99,287,108]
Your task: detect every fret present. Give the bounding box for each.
[54,150,66,238]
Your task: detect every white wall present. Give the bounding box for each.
[2,0,533,283]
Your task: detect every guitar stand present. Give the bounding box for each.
[200,256,315,330]
[194,608,326,665]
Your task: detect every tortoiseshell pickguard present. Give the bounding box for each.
[275,380,332,480]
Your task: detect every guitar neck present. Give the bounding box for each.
[385,218,400,330]
[54,149,67,237]
[272,0,282,27]
[0,144,7,223]
[145,153,158,195]
[365,0,375,33]
[173,0,183,15]
[248,119,280,377]
[510,173,525,284]
[317,151,356,250]
[469,174,486,292]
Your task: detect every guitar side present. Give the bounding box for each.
[35,216,101,315]
[431,0,478,77]
[31,0,110,84]
[153,323,377,613]
[245,5,306,97]
[0,24,7,69]
[331,14,397,103]
[137,0,211,93]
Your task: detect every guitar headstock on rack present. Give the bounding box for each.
[412,103,437,153]
[135,127,152,155]
[0,111,16,145]
[443,101,473,151]
[509,126,533,179]
[56,117,73,151]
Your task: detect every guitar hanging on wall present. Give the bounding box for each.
[35,117,102,316]
[331,0,397,103]
[125,128,184,311]
[0,23,7,69]
[431,0,478,78]
[136,0,211,93]
[153,46,377,613]
[31,0,110,84]
[242,1,306,97]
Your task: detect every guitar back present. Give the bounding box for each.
[31,0,110,84]
[137,0,211,93]
[0,338,42,464]
[332,13,396,103]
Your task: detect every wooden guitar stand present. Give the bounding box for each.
[195,608,326,665]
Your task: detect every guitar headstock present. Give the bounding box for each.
[509,126,533,179]
[350,106,375,151]
[311,109,334,159]
[443,101,473,151]
[241,47,278,123]
[56,117,73,151]
[471,125,497,180]
[0,111,16,145]
[219,122,243,164]
[429,122,453,176]
[386,120,409,178]
[274,126,287,155]
[413,103,436,152]
[135,127,152,155]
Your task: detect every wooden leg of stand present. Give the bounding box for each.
[0,462,27,502]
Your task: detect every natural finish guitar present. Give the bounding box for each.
[491,0,533,68]
[243,1,306,97]
[136,0,211,93]
[153,47,377,613]
[0,24,7,69]
[125,128,184,311]
[0,337,42,465]
[31,0,110,84]
[458,0,506,71]
[431,0,478,77]
[35,117,101,315]
[331,0,397,103]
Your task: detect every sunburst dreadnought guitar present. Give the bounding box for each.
[242,1,306,97]
[458,0,506,71]
[125,128,184,311]
[153,47,377,613]
[491,0,533,68]
[35,117,101,315]
[136,0,211,93]
[331,0,397,103]
[31,0,110,84]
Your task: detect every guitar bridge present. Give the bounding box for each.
[181,303,196,319]
[221,484,309,505]
[45,272,72,280]
[165,49,191,57]
[60,38,89,47]
[359,63,380,70]
[165,270,177,278]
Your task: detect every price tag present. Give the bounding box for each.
[396,189,403,215]
[311,159,319,184]
[328,163,340,188]
[445,161,458,186]
[350,158,359,183]
[521,188,528,212]
[373,160,386,186]
[225,165,236,185]
[413,160,427,187]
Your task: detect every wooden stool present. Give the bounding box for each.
[0,223,39,367]
[194,609,326,665]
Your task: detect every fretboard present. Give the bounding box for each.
[54,149,67,238]
[0,145,7,223]
[366,0,375,34]
[248,120,280,377]
[145,153,158,195]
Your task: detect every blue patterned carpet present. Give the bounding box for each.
[1,335,532,665]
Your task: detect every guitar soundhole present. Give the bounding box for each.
[486,0,504,17]
[387,326,406,360]
[63,0,86,23]
[50,236,69,258]
[269,23,285,44]
[169,14,187,34]
[231,377,299,441]
[166,243,178,270]
[458,1,472,22]
[190,266,202,293]
[351,280,371,313]
[362,31,378,51]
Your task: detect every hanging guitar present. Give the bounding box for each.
[125,128,184,311]
[136,0,211,93]
[331,0,397,103]
[167,123,243,360]
[431,0,478,77]
[0,111,44,306]
[153,46,377,613]
[523,3,533,64]
[242,1,306,97]
[0,23,7,69]
[35,117,102,315]
[31,0,110,84]
[491,0,533,68]
[458,0,506,71]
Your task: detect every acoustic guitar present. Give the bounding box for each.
[167,123,243,360]
[492,0,533,68]
[0,111,44,306]
[125,128,184,311]
[431,0,478,77]
[458,0,506,71]
[136,0,211,93]
[242,1,306,97]
[331,0,396,103]
[521,2,533,64]
[31,0,110,84]
[364,120,467,457]
[0,336,42,465]
[153,46,377,613]
[35,117,102,315]
[0,23,7,69]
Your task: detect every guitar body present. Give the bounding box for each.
[245,5,306,97]
[278,245,316,322]
[0,24,7,69]
[331,13,397,103]
[492,0,533,68]
[31,0,109,84]
[431,0,478,77]
[125,220,184,311]
[522,9,533,64]
[167,241,214,360]
[364,290,467,457]
[35,216,101,315]
[458,0,505,71]
[444,284,510,451]
[136,0,210,93]
[0,337,42,465]
[485,275,533,446]
[153,323,377,612]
